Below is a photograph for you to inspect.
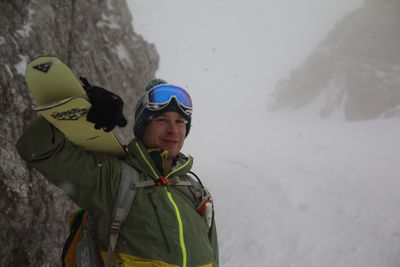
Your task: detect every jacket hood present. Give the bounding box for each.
[124,138,193,179]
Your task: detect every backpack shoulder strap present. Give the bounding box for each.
[186,171,210,201]
[104,161,140,267]
[186,171,214,229]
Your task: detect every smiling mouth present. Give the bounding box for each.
[162,139,178,143]
[161,139,179,145]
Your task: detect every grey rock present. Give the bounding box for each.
[268,0,400,121]
[0,0,159,265]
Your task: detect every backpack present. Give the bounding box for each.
[61,162,213,267]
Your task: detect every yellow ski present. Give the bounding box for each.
[26,56,126,157]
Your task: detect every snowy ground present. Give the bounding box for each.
[188,109,400,267]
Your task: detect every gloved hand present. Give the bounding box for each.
[80,77,127,132]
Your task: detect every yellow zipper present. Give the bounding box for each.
[135,143,159,178]
[166,155,192,178]
[165,187,187,267]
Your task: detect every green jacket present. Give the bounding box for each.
[16,117,219,267]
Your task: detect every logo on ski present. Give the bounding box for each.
[33,61,53,73]
[51,108,88,121]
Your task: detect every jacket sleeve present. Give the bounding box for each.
[16,116,122,217]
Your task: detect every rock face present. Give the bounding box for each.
[0,0,158,266]
[269,0,400,120]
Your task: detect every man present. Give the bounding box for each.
[16,79,219,267]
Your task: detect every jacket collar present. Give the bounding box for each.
[125,138,193,180]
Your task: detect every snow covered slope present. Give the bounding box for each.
[193,108,400,266]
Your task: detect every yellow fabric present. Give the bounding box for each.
[63,212,89,267]
[147,148,169,173]
[101,252,214,267]
[101,252,179,267]
[160,150,169,172]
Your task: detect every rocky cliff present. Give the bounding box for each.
[0,0,159,265]
[269,0,400,120]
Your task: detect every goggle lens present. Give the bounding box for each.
[148,85,192,108]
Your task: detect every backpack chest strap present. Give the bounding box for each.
[136,176,193,188]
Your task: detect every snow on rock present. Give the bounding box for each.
[5,64,13,77]
[105,0,114,11]
[269,0,400,121]
[115,42,132,65]
[16,7,34,38]
[97,13,121,29]
[14,55,29,76]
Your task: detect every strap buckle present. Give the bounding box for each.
[155,176,169,186]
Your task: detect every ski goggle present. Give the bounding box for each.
[143,84,193,116]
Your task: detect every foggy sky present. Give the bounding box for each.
[127,0,363,156]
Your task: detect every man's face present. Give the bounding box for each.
[141,111,187,159]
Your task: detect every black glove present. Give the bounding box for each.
[80,77,127,132]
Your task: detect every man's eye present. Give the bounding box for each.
[176,120,187,125]
[156,119,167,123]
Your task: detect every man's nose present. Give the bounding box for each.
[166,120,179,133]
